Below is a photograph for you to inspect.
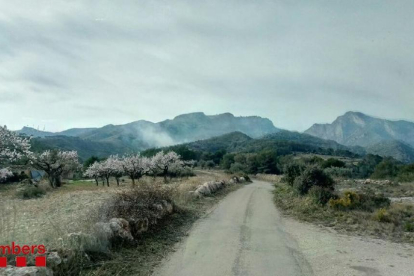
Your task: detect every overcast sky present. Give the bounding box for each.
[1,0,414,132]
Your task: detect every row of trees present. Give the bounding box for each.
[1,126,195,188]
[84,151,193,186]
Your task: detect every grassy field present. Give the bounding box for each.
[0,170,242,275]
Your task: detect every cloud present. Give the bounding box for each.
[1,0,414,132]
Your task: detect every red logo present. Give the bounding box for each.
[0,242,46,268]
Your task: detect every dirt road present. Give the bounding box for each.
[153,180,414,276]
[153,180,313,276]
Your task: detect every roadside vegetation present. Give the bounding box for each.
[272,155,414,244]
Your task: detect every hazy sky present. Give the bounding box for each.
[1,0,414,132]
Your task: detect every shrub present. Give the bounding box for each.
[16,186,46,199]
[106,184,174,237]
[397,164,414,182]
[371,158,401,179]
[324,167,353,178]
[321,158,346,169]
[373,208,392,223]
[205,160,216,170]
[404,221,414,232]
[303,156,324,165]
[283,163,305,186]
[329,191,390,211]
[293,166,334,195]
[352,154,383,178]
[329,191,360,210]
[229,162,247,174]
[242,174,251,182]
[308,186,336,205]
[358,193,390,211]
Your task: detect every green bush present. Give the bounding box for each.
[371,158,401,179]
[329,190,390,212]
[324,167,353,178]
[398,164,414,182]
[16,186,46,199]
[352,154,383,178]
[283,163,305,186]
[229,162,247,174]
[358,193,390,212]
[404,221,414,232]
[308,186,336,205]
[321,158,346,169]
[293,166,334,195]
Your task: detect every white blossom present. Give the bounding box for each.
[0,168,13,183]
[33,150,80,188]
[121,154,151,185]
[150,151,183,180]
[84,161,103,186]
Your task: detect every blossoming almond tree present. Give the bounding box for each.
[122,154,151,186]
[150,151,182,181]
[107,155,124,186]
[0,125,32,182]
[33,150,80,188]
[84,161,102,186]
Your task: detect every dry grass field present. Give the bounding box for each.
[0,171,243,275]
[0,172,228,247]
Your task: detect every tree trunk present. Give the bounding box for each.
[116,178,120,186]
[102,178,105,186]
[163,167,168,183]
[55,177,62,187]
[95,177,99,186]
[48,175,55,188]
[106,176,110,187]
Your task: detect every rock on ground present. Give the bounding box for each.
[0,266,53,276]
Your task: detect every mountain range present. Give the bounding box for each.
[18,111,414,163]
[305,111,414,163]
[21,112,280,160]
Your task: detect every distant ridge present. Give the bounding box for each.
[305,111,414,162]
[18,112,281,158]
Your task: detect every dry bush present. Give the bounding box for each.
[105,183,175,237]
[254,174,282,183]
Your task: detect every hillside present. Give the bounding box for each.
[158,112,278,142]
[17,126,97,137]
[366,140,414,163]
[59,128,97,136]
[183,130,359,158]
[31,136,131,161]
[305,111,414,162]
[17,127,56,138]
[18,112,280,153]
[186,132,253,153]
[305,111,414,148]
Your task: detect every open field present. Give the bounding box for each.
[0,171,244,275]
